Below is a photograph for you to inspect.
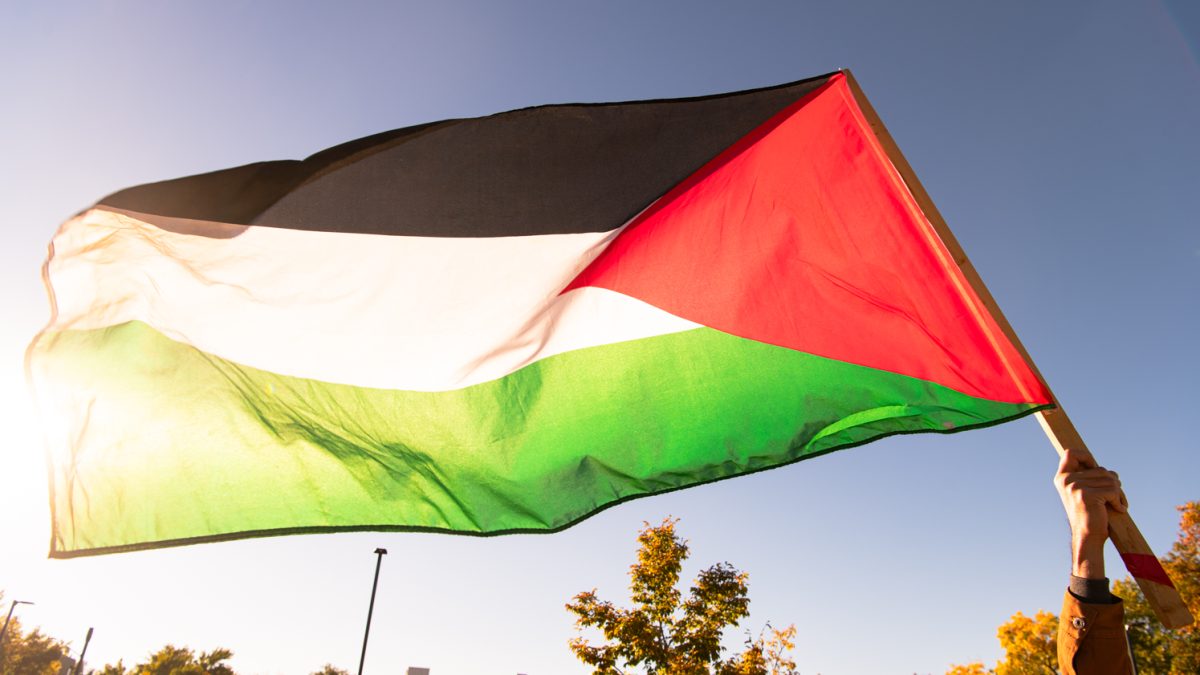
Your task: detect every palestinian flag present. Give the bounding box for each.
[29,71,1052,557]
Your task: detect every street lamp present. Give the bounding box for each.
[73,627,95,675]
[0,600,35,658]
[357,548,388,675]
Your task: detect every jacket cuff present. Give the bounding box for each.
[1068,575,1116,604]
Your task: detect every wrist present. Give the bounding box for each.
[1071,538,1106,579]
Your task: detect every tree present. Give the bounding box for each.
[0,592,69,675]
[1112,501,1200,674]
[720,624,799,675]
[95,661,129,675]
[994,611,1057,675]
[944,611,1057,675]
[946,664,990,675]
[0,594,241,675]
[138,645,198,674]
[565,518,798,675]
[97,644,237,675]
[310,666,350,675]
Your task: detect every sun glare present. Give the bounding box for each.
[1,368,53,552]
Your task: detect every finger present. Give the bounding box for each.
[1056,451,1078,482]
[1063,469,1122,488]
[1067,476,1123,492]
[1072,447,1098,468]
[1071,479,1125,508]
[1057,447,1096,474]
[1104,489,1128,513]
[1070,468,1119,480]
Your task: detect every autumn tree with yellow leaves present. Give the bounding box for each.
[945,611,1058,675]
[566,518,798,675]
[992,610,1058,675]
[946,664,991,675]
[1115,501,1200,674]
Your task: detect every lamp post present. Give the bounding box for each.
[357,548,388,675]
[73,627,94,675]
[0,600,35,658]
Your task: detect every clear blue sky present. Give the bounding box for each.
[1,1,1197,673]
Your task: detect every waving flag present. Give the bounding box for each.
[29,71,1052,557]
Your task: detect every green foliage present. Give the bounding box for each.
[126,644,235,675]
[95,661,129,675]
[0,590,344,675]
[310,666,350,675]
[566,518,798,675]
[91,644,235,674]
[0,593,69,675]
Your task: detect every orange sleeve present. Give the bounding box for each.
[1057,590,1134,675]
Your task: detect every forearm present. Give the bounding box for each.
[1071,529,1107,580]
[1054,447,1132,674]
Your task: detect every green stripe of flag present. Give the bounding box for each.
[33,321,1046,556]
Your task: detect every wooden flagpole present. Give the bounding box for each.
[841,69,1193,629]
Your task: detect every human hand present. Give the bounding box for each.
[1053,447,1127,579]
